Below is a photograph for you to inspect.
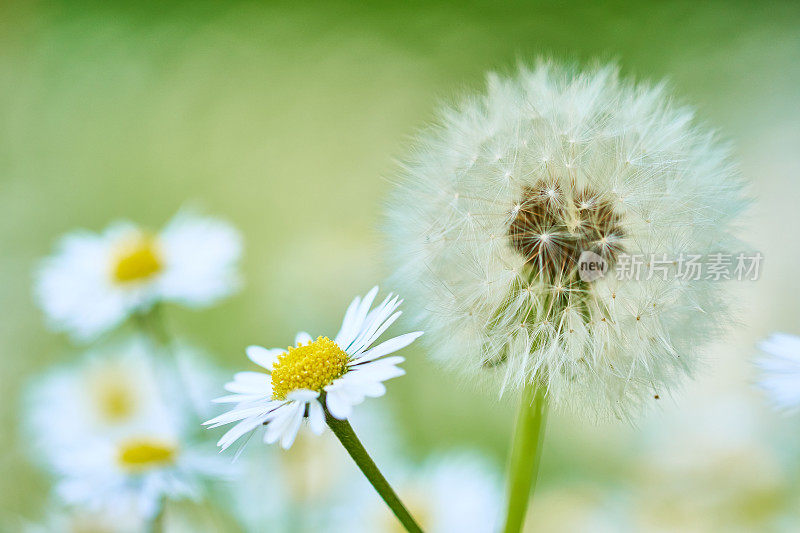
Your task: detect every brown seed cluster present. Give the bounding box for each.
[508,180,625,282]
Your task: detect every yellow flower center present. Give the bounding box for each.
[116,437,177,472]
[271,336,349,400]
[87,366,139,424]
[94,380,135,423]
[110,233,163,284]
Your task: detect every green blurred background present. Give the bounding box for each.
[2,1,800,530]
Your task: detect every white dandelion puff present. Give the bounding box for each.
[204,286,422,450]
[34,209,242,341]
[386,61,748,419]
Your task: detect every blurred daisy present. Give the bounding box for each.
[22,503,144,533]
[52,429,228,520]
[24,338,231,520]
[386,61,747,418]
[24,338,170,454]
[204,286,422,450]
[227,404,402,532]
[34,210,242,341]
[227,432,352,532]
[340,453,502,533]
[756,332,800,412]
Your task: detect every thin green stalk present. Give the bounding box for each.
[323,406,423,533]
[148,501,166,533]
[136,303,172,347]
[502,381,548,533]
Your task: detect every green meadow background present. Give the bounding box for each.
[2,1,800,530]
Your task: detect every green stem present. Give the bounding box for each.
[323,407,423,533]
[502,381,548,533]
[137,302,172,347]
[148,500,166,533]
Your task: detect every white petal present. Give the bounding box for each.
[354,331,423,362]
[307,399,326,435]
[280,405,305,449]
[351,357,406,381]
[204,404,278,428]
[287,389,320,402]
[212,394,266,404]
[338,286,379,348]
[217,416,264,450]
[295,331,313,345]
[224,373,271,395]
[335,294,362,346]
[264,403,298,444]
[246,346,281,371]
[347,295,400,355]
[157,211,242,306]
[324,389,353,419]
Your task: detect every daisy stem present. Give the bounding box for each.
[137,302,172,347]
[148,501,166,533]
[501,381,548,533]
[323,408,423,533]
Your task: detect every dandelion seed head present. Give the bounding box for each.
[386,61,747,419]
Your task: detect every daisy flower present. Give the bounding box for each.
[34,210,242,341]
[24,338,170,454]
[386,61,747,419]
[755,332,800,412]
[22,504,144,533]
[226,433,352,532]
[52,429,228,520]
[339,453,502,533]
[204,286,422,450]
[24,338,231,521]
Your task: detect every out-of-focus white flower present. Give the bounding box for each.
[52,430,227,520]
[227,432,351,532]
[204,286,422,450]
[21,504,145,533]
[34,210,242,341]
[226,404,402,532]
[24,338,230,519]
[24,338,171,455]
[386,61,747,419]
[632,393,791,531]
[756,332,800,412]
[340,453,502,533]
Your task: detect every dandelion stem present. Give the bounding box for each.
[323,406,423,533]
[501,381,548,533]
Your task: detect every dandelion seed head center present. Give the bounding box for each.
[111,233,163,284]
[509,180,625,281]
[271,336,349,400]
[116,438,177,472]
